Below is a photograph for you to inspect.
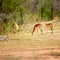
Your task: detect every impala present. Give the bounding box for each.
[45,22,53,34]
[31,23,43,35]
[13,22,19,34]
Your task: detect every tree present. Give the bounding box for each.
[0,0,3,12]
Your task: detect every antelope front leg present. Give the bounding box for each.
[32,27,35,35]
[41,29,43,34]
[51,28,53,34]
[39,28,43,34]
[39,27,43,34]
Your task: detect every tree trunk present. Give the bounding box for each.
[0,0,2,12]
[20,10,23,25]
[41,7,43,19]
[51,5,53,20]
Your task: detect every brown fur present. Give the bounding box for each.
[31,23,43,35]
[13,22,19,34]
[45,23,53,34]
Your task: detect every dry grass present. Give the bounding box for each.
[0,22,60,60]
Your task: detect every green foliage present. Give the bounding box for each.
[4,21,13,33]
[0,20,4,34]
[2,0,27,13]
[56,9,60,21]
[2,0,16,13]
[1,0,60,24]
[2,0,54,21]
[43,6,52,21]
[57,9,60,17]
[42,0,53,21]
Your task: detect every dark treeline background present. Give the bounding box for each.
[0,0,60,34]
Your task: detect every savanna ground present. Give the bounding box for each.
[0,21,60,60]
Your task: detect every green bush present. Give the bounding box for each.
[4,21,13,33]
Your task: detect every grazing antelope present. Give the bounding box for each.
[13,22,19,34]
[45,23,53,34]
[31,23,43,35]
